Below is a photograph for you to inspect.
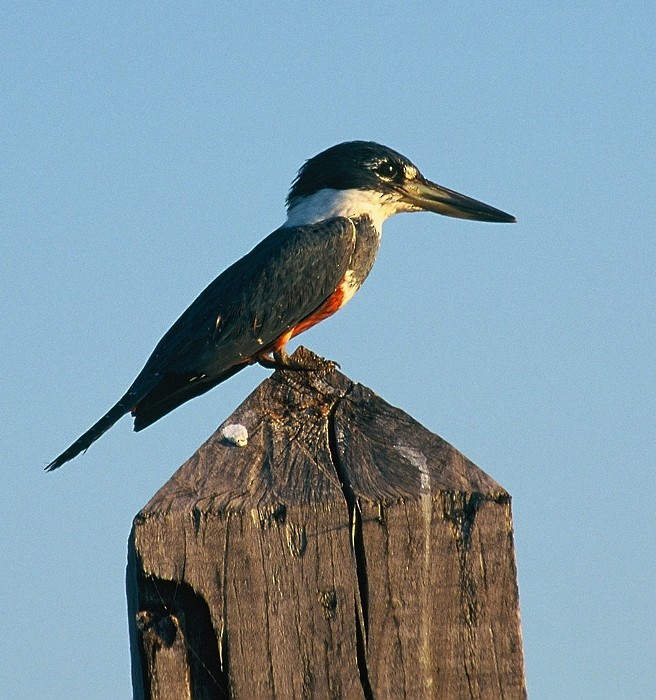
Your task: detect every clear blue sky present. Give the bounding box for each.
[3,3,654,698]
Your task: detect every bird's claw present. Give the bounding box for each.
[314,357,340,374]
[257,350,339,374]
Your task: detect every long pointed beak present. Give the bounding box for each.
[402,178,516,223]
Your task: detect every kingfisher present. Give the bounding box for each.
[46,141,515,470]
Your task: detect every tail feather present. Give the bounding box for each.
[132,365,246,432]
[45,400,132,471]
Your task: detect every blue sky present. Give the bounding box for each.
[2,2,655,698]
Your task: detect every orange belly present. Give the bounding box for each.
[268,274,356,353]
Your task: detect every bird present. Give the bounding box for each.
[45,140,515,470]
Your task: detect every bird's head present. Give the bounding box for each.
[285,140,515,230]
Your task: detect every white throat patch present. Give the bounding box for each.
[284,188,412,232]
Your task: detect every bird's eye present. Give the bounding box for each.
[374,160,399,180]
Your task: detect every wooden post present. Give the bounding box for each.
[127,347,526,699]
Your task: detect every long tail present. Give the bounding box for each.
[45,399,132,471]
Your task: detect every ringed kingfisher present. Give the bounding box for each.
[46,141,515,471]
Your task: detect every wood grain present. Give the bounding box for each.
[128,347,526,698]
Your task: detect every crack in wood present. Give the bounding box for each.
[326,392,374,700]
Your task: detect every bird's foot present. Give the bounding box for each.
[258,349,339,373]
[308,356,341,375]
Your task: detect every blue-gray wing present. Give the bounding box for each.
[129,217,356,428]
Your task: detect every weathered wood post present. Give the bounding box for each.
[127,347,526,699]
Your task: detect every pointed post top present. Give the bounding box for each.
[142,346,505,515]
